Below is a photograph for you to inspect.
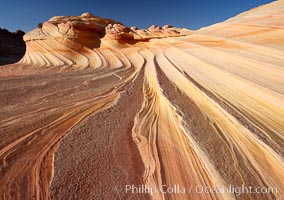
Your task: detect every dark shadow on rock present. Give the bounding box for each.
[0,28,26,66]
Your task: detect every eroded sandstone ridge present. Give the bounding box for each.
[0,1,284,200]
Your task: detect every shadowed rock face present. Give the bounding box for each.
[0,1,284,200]
[0,28,25,65]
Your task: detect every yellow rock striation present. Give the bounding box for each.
[0,1,284,200]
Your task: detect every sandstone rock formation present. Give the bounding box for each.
[0,28,25,65]
[0,1,284,200]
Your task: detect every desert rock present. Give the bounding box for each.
[0,1,284,200]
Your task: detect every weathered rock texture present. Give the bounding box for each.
[0,1,284,200]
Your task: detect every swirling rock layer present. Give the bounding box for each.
[0,1,284,200]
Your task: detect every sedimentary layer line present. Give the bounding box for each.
[0,1,284,200]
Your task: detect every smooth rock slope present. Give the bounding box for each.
[0,1,283,200]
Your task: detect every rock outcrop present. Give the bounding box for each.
[0,1,284,200]
[0,14,191,73]
[0,28,25,65]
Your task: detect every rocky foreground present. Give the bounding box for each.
[0,1,284,200]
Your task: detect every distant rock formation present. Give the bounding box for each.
[0,28,25,65]
[23,12,191,44]
[4,13,191,72]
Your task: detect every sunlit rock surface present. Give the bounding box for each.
[0,1,284,200]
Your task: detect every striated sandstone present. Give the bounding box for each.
[105,23,134,40]
[0,1,284,200]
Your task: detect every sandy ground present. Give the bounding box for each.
[49,69,149,200]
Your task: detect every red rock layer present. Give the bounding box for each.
[0,1,284,200]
